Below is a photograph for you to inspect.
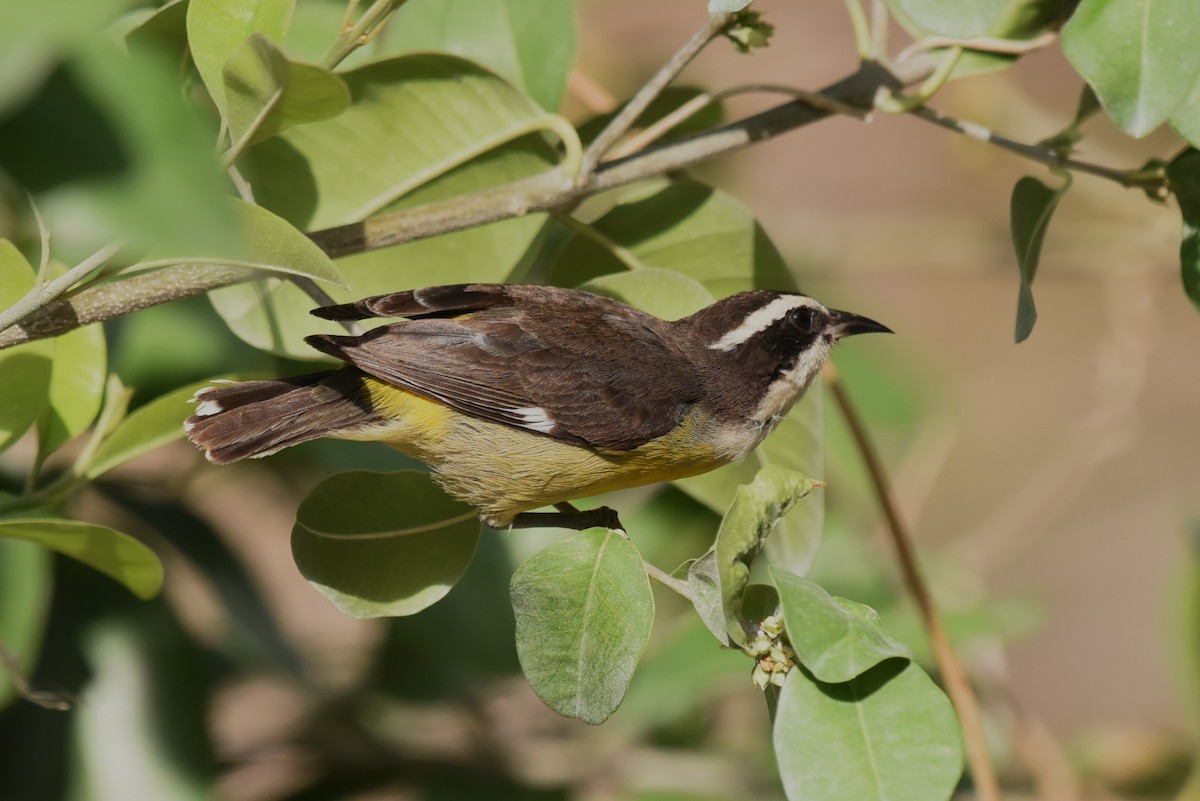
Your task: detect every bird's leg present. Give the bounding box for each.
[509,502,625,532]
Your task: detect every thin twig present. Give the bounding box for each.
[0,242,123,335]
[644,560,694,601]
[896,31,1057,62]
[823,361,1001,801]
[0,640,74,711]
[579,12,737,177]
[319,0,406,70]
[909,104,1164,190]
[609,83,867,161]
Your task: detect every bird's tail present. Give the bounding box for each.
[185,371,381,464]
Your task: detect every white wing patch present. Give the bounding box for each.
[511,406,557,434]
[708,295,820,351]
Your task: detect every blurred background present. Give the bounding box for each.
[1,0,1199,799]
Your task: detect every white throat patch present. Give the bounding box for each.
[708,295,822,351]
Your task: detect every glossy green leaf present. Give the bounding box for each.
[0,519,163,599]
[510,528,654,724]
[0,539,52,709]
[687,466,819,647]
[35,305,106,459]
[1063,0,1200,138]
[85,378,226,479]
[242,54,561,231]
[886,0,1006,38]
[580,269,714,321]
[0,241,53,455]
[384,0,578,112]
[677,388,824,574]
[292,471,481,618]
[224,33,350,153]
[186,0,295,114]
[548,179,795,297]
[1010,174,1069,342]
[771,567,910,684]
[1167,148,1200,312]
[0,0,130,115]
[774,660,963,801]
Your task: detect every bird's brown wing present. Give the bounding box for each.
[305,285,702,450]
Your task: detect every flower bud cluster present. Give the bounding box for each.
[748,613,795,690]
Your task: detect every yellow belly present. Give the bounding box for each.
[337,378,733,527]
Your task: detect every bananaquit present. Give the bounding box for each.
[185,284,890,530]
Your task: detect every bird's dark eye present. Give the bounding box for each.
[788,306,817,333]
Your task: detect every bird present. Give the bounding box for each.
[185,283,890,530]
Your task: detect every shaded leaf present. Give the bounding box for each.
[771,567,910,684]
[0,240,53,455]
[186,0,294,114]
[1167,148,1200,312]
[774,661,963,801]
[1063,0,1200,138]
[0,539,52,709]
[548,179,794,297]
[124,0,191,59]
[0,519,162,599]
[510,528,654,724]
[85,378,227,479]
[36,310,105,460]
[384,0,578,112]
[688,466,819,648]
[580,268,714,321]
[292,471,481,618]
[61,40,236,255]
[887,0,1007,38]
[126,197,344,286]
[0,0,130,115]
[223,33,350,153]
[1010,174,1069,342]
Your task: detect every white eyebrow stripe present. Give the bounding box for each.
[708,296,812,351]
[511,406,556,433]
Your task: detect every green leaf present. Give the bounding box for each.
[0,538,52,709]
[510,528,654,724]
[292,471,481,618]
[0,519,163,599]
[774,660,963,801]
[710,0,755,12]
[0,240,53,455]
[1010,174,1069,342]
[771,567,910,684]
[677,389,824,574]
[128,197,344,286]
[124,0,191,59]
[886,0,1007,38]
[548,179,795,297]
[1062,0,1200,138]
[36,308,106,460]
[580,269,715,321]
[1167,148,1200,312]
[384,0,578,112]
[242,53,561,231]
[0,0,131,115]
[687,466,819,647]
[85,378,226,479]
[223,33,350,153]
[186,0,295,114]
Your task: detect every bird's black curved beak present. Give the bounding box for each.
[827,309,893,339]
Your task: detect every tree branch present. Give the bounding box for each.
[0,242,123,335]
[823,361,1001,801]
[580,12,737,177]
